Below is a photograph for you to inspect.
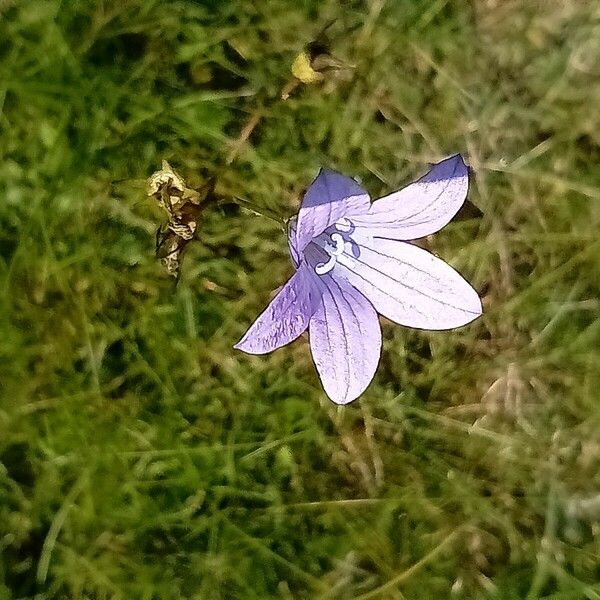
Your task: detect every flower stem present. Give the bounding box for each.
[219,195,287,227]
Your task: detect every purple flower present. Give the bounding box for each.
[235,155,482,404]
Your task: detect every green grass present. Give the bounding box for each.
[1,0,600,598]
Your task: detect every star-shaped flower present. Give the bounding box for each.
[235,155,482,404]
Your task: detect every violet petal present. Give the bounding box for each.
[294,168,370,254]
[351,155,469,240]
[308,275,381,404]
[334,233,482,330]
[235,264,320,354]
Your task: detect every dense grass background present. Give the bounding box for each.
[1,0,599,598]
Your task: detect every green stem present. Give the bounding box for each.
[221,195,287,227]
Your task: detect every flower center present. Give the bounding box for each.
[310,218,356,276]
[314,232,345,275]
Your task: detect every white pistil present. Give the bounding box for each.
[315,256,336,275]
[330,233,345,254]
[314,232,345,275]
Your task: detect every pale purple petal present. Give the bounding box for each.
[351,155,469,240]
[235,264,320,354]
[334,232,482,330]
[308,275,381,404]
[295,168,370,254]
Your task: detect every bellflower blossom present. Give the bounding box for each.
[235,155,482,404]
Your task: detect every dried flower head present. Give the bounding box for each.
[147,161,215,279]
